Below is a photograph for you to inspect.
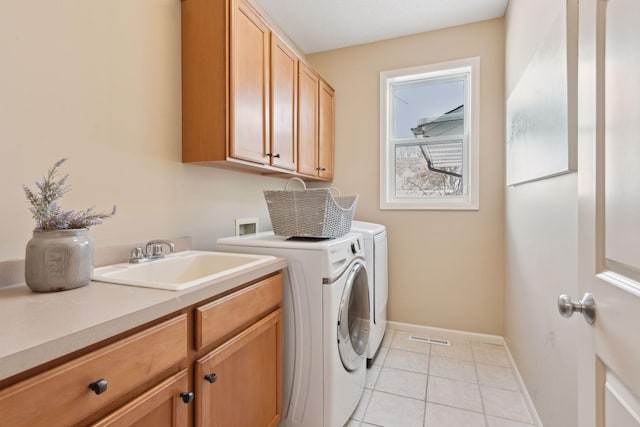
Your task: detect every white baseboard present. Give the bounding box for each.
[387,320,504,345]
[502,340,545,427]
[386,321,544,427]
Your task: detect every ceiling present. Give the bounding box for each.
[251,0,509,54]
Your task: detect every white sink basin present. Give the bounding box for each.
[91,250,276,291]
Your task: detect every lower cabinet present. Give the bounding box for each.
[195,309,283,427]
[92,370,190,427]
[0,272,283,427]
[0,315,188,427]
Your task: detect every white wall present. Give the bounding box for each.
[308,20,505,335]
[0,0,284,263]
[504,1,579,425]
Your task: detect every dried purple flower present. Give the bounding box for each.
[24,158,116,231]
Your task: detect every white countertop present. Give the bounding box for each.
[0,257,287,382]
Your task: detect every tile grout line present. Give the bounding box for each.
[471,344,490,427]
[359,389,373,425]
[366,384,428,403]
[422,340,431,427]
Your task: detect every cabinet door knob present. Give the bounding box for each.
[88,379,108,395]
[267,153,281,158]
[316,167,326,171]
[204,373,217,383]
[180,391,195,403]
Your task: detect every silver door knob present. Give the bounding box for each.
[557,293,596,324]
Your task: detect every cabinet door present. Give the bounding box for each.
[181,0,227,163]
[270,35,298,171]
[297,62,319,177]
[318,80,335,180]
[195,309,283,427]
[230,0,270,164]
[91,370,189,427]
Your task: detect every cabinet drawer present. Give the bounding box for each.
[196,272,282,350]
[0,315,187,427]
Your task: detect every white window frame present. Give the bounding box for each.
[379,57,480,210]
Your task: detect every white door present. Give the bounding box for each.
[575,0,640,425]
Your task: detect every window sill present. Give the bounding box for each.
[380,198,479,211]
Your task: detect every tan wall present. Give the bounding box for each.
[0,0,284,262]
[308,20,506,335]
[3,1,506,337]
[504,1,579,425]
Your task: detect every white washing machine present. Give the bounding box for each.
[350,221,388,363]
[216,232,370,427]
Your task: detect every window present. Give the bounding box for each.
[380,57,479,210]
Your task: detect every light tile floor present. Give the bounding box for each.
[345,329,536,427]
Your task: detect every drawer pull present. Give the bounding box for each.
[88,379,108,395]
[180,391,195,403]
[204,373,217,384]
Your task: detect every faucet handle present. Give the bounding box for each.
[151,244,164,257]
[145,240,176,257]
[130,247,145,263]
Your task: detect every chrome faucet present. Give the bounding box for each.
[129,239,176,263]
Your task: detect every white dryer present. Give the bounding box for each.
[216,232,369,427]
[350,221,388,363]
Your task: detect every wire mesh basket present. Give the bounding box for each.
[264,178,358,238]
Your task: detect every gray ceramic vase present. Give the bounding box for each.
[25,229,93,292]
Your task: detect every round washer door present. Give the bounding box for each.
[337,260,370,371]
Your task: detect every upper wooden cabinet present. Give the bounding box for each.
[181,0,334,181]
[297,62,319,177]
[270,34,298,171]
[297,63,335,180]
[230,0,271,164]
[318,80,335,180]
[182,0,269,166]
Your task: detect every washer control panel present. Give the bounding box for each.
[323,235,364,281]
